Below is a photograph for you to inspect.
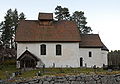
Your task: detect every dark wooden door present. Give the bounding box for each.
[80,57,83,67]
[20,56,36,68]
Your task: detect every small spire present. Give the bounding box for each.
[26,47,28,50]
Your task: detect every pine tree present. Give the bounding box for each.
[1,9,13,47]
[55,6,70,21]
[12,9,18,34]
[0,9,26,48]
[71,11,92,34]
[19,12,26,20]
[54,6,92,34]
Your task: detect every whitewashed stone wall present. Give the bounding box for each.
[17,42,80,68]
[17,42,108,68]
[101,50,108,65]
[79,48,108,67]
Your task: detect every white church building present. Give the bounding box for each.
[15,13,108,68]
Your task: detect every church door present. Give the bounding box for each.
[20,56,36,68]
[80,57,83,67]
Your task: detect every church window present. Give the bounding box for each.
[56,44,62,55]
[41,44,46,55]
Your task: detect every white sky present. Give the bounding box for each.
[0,0,120,50]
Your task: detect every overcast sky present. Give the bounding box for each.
[0,0,120,50]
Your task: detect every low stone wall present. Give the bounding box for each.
[16,74,120,84]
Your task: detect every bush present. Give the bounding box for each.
[2,59,16,65]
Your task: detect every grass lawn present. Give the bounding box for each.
[0,64,120,80]
[0,65,19,79]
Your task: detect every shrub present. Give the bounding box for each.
[2,59,16,65]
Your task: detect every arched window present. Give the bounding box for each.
[41,44,46,55]
[56,44,62,55]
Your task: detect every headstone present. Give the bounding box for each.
[108,69,112,72]
[12,72,15,78]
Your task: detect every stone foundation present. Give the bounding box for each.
[16,74,120,84]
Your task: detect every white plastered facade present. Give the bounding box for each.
[79,48,108,68]
[17,42,108,68]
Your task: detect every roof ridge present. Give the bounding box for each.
[80,34,99,35]
[39,12,53,14]
[23,20,38,21]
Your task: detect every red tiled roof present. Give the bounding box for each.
[80,34,103,47]
[101,42,109,51]
[79,34,108,51]
[15,20,81,42]
[15,13,108,51]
